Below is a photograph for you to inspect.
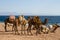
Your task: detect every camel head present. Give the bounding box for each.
[43,18,48,25]
[9,15,15,22]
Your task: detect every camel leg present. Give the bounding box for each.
[27,28,32,35]
[13,24,19,35]
[5,25,7,32]
[21,24,26,35]
[27,24,33,35]
[36,25,41,35]
[12,25,14,31]
[23,25,26,35]
[21,24,24,35]
[4,23,7,32]
[27,27,30,35]
[51,27,58,33]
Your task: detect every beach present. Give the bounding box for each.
[0,22,60,40]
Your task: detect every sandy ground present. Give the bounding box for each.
[0,22,60,40]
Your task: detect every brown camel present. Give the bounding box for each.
[27,16,48,35]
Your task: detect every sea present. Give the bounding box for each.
[0,16,60,25]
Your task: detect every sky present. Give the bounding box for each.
[0,0,60,16]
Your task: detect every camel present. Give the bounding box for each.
[4,15,19,35]
[18,15,28,35]
[27,16,48,35]
[40,24,60,34]
[48,24,60,33]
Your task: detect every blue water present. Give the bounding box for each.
[0,16,60,24]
